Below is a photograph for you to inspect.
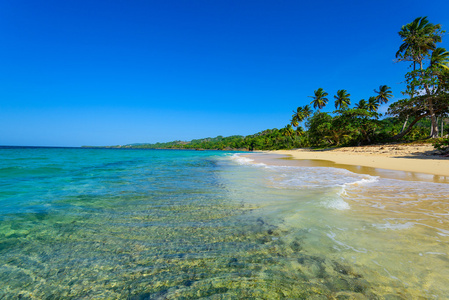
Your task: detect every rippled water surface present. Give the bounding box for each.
[1,147,448,299]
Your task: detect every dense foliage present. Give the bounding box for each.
[108,129,307,151]
[97,17,449,152]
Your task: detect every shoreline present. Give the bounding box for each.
[243,144,449,182]
[273,145,449,177]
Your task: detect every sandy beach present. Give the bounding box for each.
[265,144,449,178]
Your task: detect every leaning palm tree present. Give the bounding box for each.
[355,99,367,110]
[302,105,312,121]
[367,96,380,112]
[374,85,393,105]
[291,107,303,127]
[291,105,312,128]
[290,116,299,128]
[334,89,351,109]
[309,88,328,111]
[302,105,312,118]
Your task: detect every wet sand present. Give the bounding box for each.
[268,144,449,179]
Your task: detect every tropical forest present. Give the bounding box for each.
[101,17,449,152]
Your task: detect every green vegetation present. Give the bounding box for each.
[104,130,308,151]
[392,16,448,140]
[95,17,449,152]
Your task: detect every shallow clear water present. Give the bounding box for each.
[1,148,448,299]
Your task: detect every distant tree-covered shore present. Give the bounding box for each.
[86,17,449,153]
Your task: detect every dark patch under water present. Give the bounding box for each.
[1,148,447,299]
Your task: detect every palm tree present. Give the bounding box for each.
[291,105,312,127]
[283,124,294,137]
[334,89,351,109]
[355,99,367,110]
[396,16,442,70]
[290,117,299,127]
[281,125,295,148]
[295,126,304,137]
[430,47,449,70]
[374,85,393,105]
[302,105,312,119]
[367,96,379,112]
[281,124,294,145]
[291,107,303,127]
[309,88,328,111]
[396,17,444,138]
[428,47,449,96]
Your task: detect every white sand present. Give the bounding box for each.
[271,144,449,177]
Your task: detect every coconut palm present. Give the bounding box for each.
[291,107,302,127]
[302,105,312,119]
[430,47,449,70]
[295,126,305,137]
[355,99,367,110]
[396,16,442,70]
[290,117,299,127]
[374,85,393,105]
[334,89,351,109]
[282,125,294,138]
[397,17,444,138]
[429,47,449,95]
[309,88,329,111]
[367,96,379,112]
[291,105,312,127]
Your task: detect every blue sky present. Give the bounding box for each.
[1,0,449,146]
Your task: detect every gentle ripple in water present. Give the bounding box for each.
[1,148,448,299]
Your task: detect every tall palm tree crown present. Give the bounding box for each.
[355,99,367,110]
[374,85,393,105]
[367,96,380,112]
[291,105,312,127]
[290,117,299,128]
[309,88,329,111]
[396,17,446,139]
[302,105,312,119]
[396,16,443,69]
[334,89,351,109]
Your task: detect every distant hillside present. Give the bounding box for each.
[83,129,300,150]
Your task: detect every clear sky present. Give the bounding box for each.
[1,0,449,147]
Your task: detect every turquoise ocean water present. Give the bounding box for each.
[1,147,449,299]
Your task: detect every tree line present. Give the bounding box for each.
[106,17,449,152]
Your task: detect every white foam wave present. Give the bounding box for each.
[265,165,379,192]
[346,176,379,186]
[231,154,267,167]
[230,154,254,164]
[338,176,379,199]
[322,196,350,210]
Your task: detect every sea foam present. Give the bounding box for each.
[231,153,267,167]
[231,154,382,210]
